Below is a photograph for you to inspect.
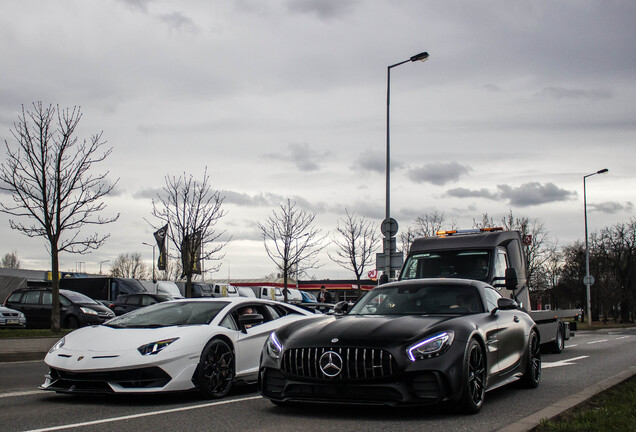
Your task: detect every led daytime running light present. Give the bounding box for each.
[407,331,454,361]
[137,337,179,356]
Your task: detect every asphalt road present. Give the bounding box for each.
[1,328,635,432]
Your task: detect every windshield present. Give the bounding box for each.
[400,250,491,281]
[105,301,229,328]
[348,284,484,316]
[60,290,99,305]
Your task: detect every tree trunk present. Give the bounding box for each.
[50,247,61,332]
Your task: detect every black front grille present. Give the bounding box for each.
[282,347,396,380]
[47,367,171,393]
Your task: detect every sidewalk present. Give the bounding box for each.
[0,337,60,362]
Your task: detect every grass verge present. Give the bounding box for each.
[533,374,636,432]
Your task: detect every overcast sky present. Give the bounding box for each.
[1,0,634,280]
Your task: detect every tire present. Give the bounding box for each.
[519,330,541,389]
[549,323,565,354]
[459,339,486,414]
[195,339,235,398]
[63,316,79,329]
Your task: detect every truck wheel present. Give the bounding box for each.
[549,323,565,354]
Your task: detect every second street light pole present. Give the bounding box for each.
[384,51,429,280]
[583,168,609,325]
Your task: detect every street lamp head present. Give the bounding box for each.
[410,52,429,62]
[597,168,609,174]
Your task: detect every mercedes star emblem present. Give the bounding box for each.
[319,351,343,377]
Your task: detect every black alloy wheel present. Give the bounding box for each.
[460,339,486,414]
[520,330,541,388]
[197,339,235,398]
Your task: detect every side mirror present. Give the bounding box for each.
[504,268,518,291]
[238,313,264,332]
[333,301,350,315]
[491,297,518,315]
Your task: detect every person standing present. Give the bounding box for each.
[317,286,332,303]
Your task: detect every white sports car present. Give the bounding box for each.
[41,297,317,397]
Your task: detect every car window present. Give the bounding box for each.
[42,291,52,306]
[126,295,140,305]
[60,295,72,306]
[265,304,281,319]
[141,296,156,306]
[6,292,23,303]
[483,287,502,312]
[23,291,41,304]
[105,301,229,328]
[220,314,238,331]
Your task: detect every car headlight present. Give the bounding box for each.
[266,332,283,359]
[49,337,66,353]
[80,307,98,316]
[137,338,180,356]
[407,331,455,361]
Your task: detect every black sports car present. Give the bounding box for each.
[259,278,541,413]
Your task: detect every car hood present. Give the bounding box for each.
[58,324,200,353]
[279,314,459,347]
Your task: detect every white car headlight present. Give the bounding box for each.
[407,331,455,361]
[49,337,66,353]
[266,332,283,359]
[137,338,180,356]
[80,307,98,316]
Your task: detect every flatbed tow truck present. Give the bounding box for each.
[399,227,577,353]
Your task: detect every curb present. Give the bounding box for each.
[496,366,636,432]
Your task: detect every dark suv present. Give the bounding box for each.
[4,288,115,329]
[108,293,172,316]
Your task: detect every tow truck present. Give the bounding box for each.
[399,227,577,353]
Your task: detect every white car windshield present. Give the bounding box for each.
[348,284,484,316]
[105,301,229,328]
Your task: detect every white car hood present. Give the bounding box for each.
[60,325,189,352]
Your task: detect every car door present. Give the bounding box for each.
[21,290,44,328]
[484,287,525,373]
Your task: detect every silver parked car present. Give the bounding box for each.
[0,305,27,328]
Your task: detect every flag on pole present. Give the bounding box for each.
[181,231,202,277]
[154,224,168,271]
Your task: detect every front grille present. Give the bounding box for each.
[282,347,396,380]
[47,367,171,392]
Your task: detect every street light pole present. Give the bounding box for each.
[583,168,609,325]
[385,51,429,279]
[99,260,110,275]
[142,242,156,283]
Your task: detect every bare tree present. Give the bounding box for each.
[328,210,380,295]
[258,199,326,301]
[1,251,21,268]
[473,213,496,229]
[149,169,228,297]
[0,102,119,331]
[109,252,150,279]
[414,211,455,237]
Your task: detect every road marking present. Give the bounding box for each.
[587,339,608,344]
[564,344,577,348]
[0,390,41,398]
[543,355,589,369]
[23,395,262,432]
[615,336,630,340]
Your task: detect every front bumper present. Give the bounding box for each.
[259,343,467,406]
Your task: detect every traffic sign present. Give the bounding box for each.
[381,218,399,238]
[583,275,595,286]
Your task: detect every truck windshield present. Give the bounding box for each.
[400,250,491,282]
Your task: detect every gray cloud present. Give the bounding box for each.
[286,0,356,20]
[407,162,471,186]
[445,182,577,207]
[159,12,197,32]
[263,143,327,172]
[222,191,284,207]
[497,182,577,207]
[134,188,163,200]
[538,86,612,101]
[590,201,634,214]
[446,187,499,200]
[354,151,404,174]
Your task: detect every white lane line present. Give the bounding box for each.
[615,336,630,340]
[23,395,262,432]
[543,355,589,369]
[565,344,577,348]
[587,339,608,344]
[0,390,41,398]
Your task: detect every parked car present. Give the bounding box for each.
[259,278,541,413]
[237,286,257,298]
[5,288,115,329]
[108,293,172,316]
[175,282,214,298]
[0,305,27,328]
[210,283,240,298]
[41,298,317,397]
[300,290,317,303]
